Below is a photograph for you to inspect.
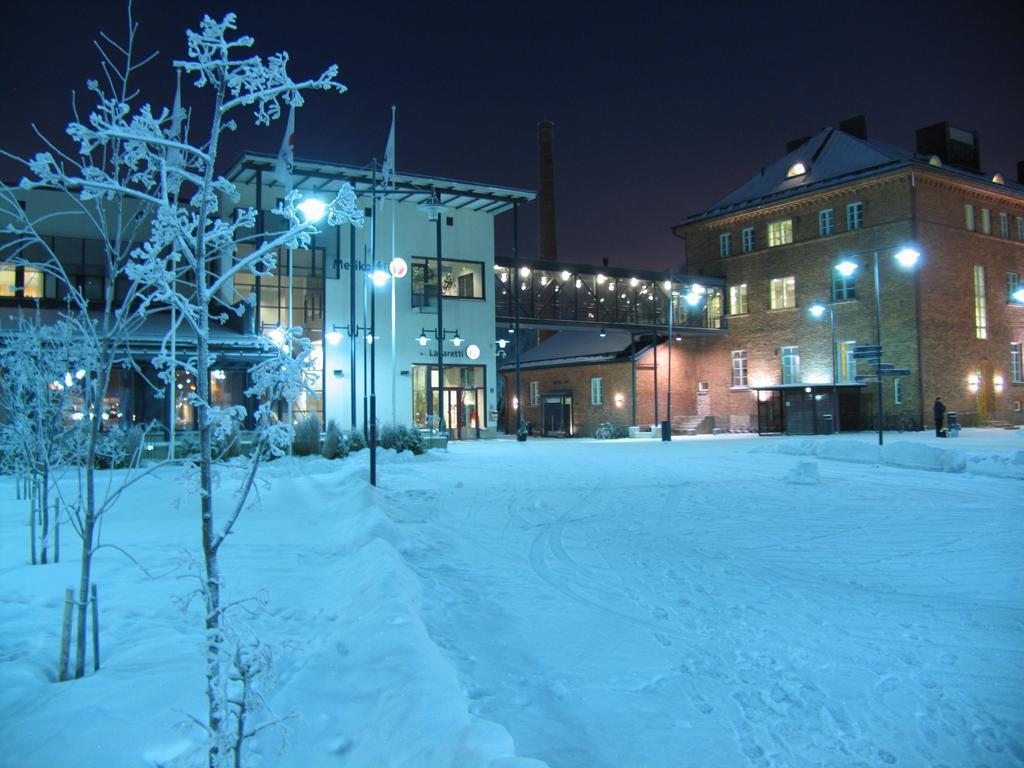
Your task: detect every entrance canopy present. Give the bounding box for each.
[494,257,727,335]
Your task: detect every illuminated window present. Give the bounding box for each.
[411,256,484,306]
[719,232,732,257]
[769,276,796,310]
[786,162,807,178]
[728,283,748,315]
[964,204,975,231]
[781,346,800,385]
[980,208,991,235]
[23,267,44,298]
[591,377,603,405]
[1009,272,1021,303]
[1012,343,1023,384]
[0,263,16,297]
[818,208,834,236]
[767,219,793,247]
[1000,212,1010,238]
[836,341,857,383]
[974,265,987,339]
[741,227,755,253]
[731,350,748,387]
[832,267,856,301]
[529,381,539,407]
[846,202,863,231]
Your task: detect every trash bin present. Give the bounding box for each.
[661,420,671,441]
[947,411,960,437]
[821,413,834,435]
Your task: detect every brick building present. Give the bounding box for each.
[673,119,1024,431]
[499,331,700,438]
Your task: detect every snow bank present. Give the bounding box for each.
[0,450,547,768]
[755,435,1024,479]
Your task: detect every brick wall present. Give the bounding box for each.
[499,340,698,437]
[914,171,1024,424]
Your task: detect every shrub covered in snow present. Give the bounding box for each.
[321,419,346,460]
[345,430,367,453]
[379,424,427,455]
[291,414,322,456]
[94,426,145,469]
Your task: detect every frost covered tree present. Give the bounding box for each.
[0,9,360,766]
[0,311,94,565]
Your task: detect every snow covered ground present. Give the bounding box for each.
[1,428,1022,767]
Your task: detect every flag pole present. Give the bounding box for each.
[389,106,397,426]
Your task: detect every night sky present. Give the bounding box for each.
[1,1,1021,271]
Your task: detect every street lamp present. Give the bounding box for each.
[836,238,921,445]
[808,299,838,432]
[418,193,450,435]
[415,326,462,437]
[662,275,678,442]
[329,270,388,485]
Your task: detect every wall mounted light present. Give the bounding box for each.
[994,375,1004,393]
[614,392,624,408]
[968,373,980,392]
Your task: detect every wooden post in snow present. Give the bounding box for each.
[58,588,74,682]
[90,584,100,672]
[29,483,37,566]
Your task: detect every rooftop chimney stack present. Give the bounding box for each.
[916,121,982,172]
[538,121,558,262]
[838,115,868,140]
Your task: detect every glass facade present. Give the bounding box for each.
[412,364,486,440]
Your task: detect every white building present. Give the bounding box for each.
[224,154,535,439]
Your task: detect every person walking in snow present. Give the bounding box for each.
[933,397,946,437]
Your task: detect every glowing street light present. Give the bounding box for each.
[296,196,326,223]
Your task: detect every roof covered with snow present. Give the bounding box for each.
[499,330,655,370]
[225,153,535,216]
[675,126,1023,227]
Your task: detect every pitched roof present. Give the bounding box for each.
[710,128,911,211]
[499,330,655,371]
[677,125,1024,229]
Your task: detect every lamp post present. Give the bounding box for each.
[662,276,675,442]
[328,270,388,485]
[418,194,448,435]
[835,234,920,445]
[808,299,838,432]
[416,326,462,438]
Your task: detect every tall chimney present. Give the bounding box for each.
[538,121,558,262]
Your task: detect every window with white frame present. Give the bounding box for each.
[529,381,539,406]
[591,377,603,405]
[731,350,748,387]
[1008,272,1021,303]
[767,219,793,247]
[741,227,755,253]
[964,204,975,231]
[836,340,857,383]
[729,283,748,314]
[819,208,834,236]
[1012,342,1023,383]
[769,276,796,309]
[980,208,991,235]
[719,232,732,257]
[846,202,863,230]
[832,268,856,301]
[974,265,987,339]
[1000,212,1010,238]
[894,377,903,405]
[781,346,800,384]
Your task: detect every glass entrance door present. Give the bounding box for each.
[413,364,486,441]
